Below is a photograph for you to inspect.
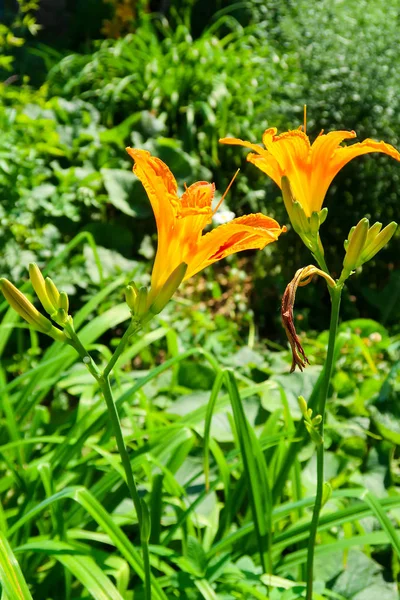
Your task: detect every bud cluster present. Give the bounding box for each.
[125,262,187,321]
[341,218,397,282]
[0,263,72,342]
[298,395,323,445]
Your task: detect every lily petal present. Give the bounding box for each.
[125,148,179,228]
[261,128,312,213]
[219,136,266,155]
[186,213,285,279]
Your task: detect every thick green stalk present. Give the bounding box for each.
[306,285,342,600]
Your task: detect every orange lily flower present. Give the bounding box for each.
[220,128,400,217]
[126,148,286,301]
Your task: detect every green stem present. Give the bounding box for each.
[306,285,342,600]
[103,319,142,377]
[98,375,152,599]
[66,320,152,599]
[64,323,101,381]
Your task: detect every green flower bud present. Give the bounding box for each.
[0,278,64,341]
[150,263,188,315]
[310,211,320,234]
[319,207,328,225]
[298,395,308,418]
[305,421,323,445]
[343,218,369,272]
[59,292,69,313]
[29,263,56,315]
[45,277,60,308]
[135,286,149,317]
[360,221,397,264]
[125,285,138,311]
[364,222,382,248]
[312,414,322,426]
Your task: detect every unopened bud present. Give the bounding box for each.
[0,278,64,341]
[125,285,138,311]
[298,395,308,417]
[150,263,188,315]
[312,414,322,426]
[319,207,328,225]
[305,421,323,445]
[364,222,382,248]
[59,292,69,313]
[45,277,60,308]
[310,211,320,234]
[135,286,149,317]
[29,263,56,315]
[360,221,397,264]
[343,218,369,272]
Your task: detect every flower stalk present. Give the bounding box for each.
[305,284,342,600]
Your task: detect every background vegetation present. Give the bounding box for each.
[1,0,400,598]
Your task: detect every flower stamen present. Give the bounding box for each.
[212,168,240,216]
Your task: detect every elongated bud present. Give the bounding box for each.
[298,395,308,418]
[29,263,56,315]
[125,285,138,311]
[45,277,60,308]
[360,221,397,264]
[150,262,188,315]
[59,292,69,313]
[135,286,148,317]
[310,212,320,234]
[364,222,382,248]
[343,218,369,272]
[0,278,64,341]
[318,207,328,225]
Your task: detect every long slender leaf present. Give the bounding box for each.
[0,532,33,600]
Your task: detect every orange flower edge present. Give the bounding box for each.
[126,148,286,301]
[220,128,400,216]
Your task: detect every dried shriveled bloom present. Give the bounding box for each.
[126,148,286,306]
[282,266,335,372]
[220,128,400,217]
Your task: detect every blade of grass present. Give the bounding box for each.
[0,532,33,600]
[224,369,272,573]
[15,540,125,600]
[363,490,400,559]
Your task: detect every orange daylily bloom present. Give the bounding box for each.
[220,128,400,217]
[126,148,286,301]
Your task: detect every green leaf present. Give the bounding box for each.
[15,539,125,600]
[101,168,149,217]
[0,531,33,600]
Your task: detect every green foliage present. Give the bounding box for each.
[1,1,400,596]
[1,276,399,598]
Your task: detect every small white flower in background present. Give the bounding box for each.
[212,209,236,225]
